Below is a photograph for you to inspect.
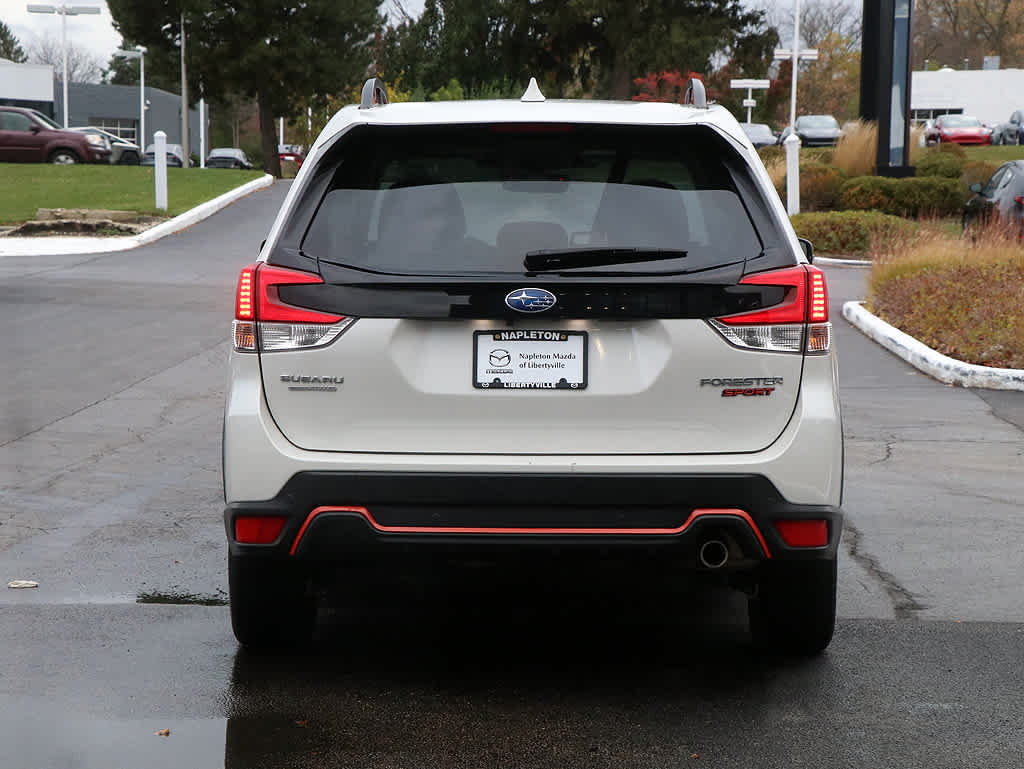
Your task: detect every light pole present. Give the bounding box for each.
[180,12,189,164]
[27,3,102,128]
[114,45,146,149]
[773,0,819,215]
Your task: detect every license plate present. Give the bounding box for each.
[474,330,587,390]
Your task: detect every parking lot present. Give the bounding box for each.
[2,183,1023,768]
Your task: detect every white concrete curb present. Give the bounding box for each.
[815,256,871,267]
[842,300,1024,391]
[0,174,274,258]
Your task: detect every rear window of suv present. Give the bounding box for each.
[300,123,765,276]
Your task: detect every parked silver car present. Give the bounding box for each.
[70,127,141,164]
[206,147,254,169]
[141,143,192,167]
[990,110,1023,146]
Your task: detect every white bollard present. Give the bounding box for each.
[154,130,168,211]
[784,132,801,215]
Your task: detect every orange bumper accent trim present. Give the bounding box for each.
[289,506,771,558]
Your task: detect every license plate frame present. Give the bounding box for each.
[473,330,588,390]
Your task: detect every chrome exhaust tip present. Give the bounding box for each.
[699,539,729,569]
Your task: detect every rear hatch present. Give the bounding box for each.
[249,122,821,455]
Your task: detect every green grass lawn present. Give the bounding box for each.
[0,164,266,225]
[962,144,1024,163]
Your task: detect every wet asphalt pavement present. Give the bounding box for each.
[2,184,1023,767]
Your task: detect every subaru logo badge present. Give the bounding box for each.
[505,288,556,313]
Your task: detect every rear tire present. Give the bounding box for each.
[229,554,316,649]
[748,558,837,655]
[49,149,80,164]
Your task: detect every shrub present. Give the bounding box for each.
[791,210,916,255]
[840,175,965,217]
[915,149,964,178]
[802,147,833,165]
[936,141,967,160]
[791,162,844,211]
[837,175,890,211]
[961,160,1000,190]
[757,145,784,166]
[832,120,877,178]
[868,218,1024,368]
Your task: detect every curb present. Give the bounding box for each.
[842,301,1024,391]
[815,256,871,267]
[0,174,275,258]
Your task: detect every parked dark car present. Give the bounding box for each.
[963,160,1024,232]
[207,147,254,169]
[141,143,191,167]
[71,126,141,164]
[989,110,1023,146]
[924,114,992,146]
[740,122,777,148]
[779,115,841,147]
[0,106,111,164]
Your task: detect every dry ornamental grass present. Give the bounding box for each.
[868,218,1024,369]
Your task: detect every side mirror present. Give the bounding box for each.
[30,125,42,134]
[969,183,982,194]
[798,238,814,263]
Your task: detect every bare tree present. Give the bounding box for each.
[800,0,861,48]
[29,36,105,83]
[913,0,1024,69]
[765,0,861,49]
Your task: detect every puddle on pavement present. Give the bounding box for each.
[136,590,228,606]
[1,715,229,769]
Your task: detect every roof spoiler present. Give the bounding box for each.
[359,78,389,109]
[684,77,707,109]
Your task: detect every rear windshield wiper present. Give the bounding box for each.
[524,247,688,272]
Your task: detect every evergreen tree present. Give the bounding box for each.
[107,0,382,176]
[1,20,29,63]
[377,0,777,100]
[105,38,180,93]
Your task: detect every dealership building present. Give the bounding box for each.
[911,67,1024,126]
[1,57,199,150]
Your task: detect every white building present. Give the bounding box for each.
[911,68,1024,125]
[0,58,55,113]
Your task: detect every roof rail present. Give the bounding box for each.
[359,78,389,109]
[684,77,707,109]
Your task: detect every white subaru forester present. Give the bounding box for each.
[223,78,843,652]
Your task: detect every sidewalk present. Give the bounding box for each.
[0,174,274,257]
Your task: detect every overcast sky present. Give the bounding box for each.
[2,0,808,73]
[2,0,122,64]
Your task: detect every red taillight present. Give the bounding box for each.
[774,519,828,548]
[234,263,342,323]
[236,265,255,320]
[232,263,351,352]
[717,265,828,325]
[235,516,288,544]
[807,267,828,322]
[710,265,830,353]
[1015,196,1023,206]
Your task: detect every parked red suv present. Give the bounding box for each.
[0,106,111,164]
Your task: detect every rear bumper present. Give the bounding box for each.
[225,471,842,566]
